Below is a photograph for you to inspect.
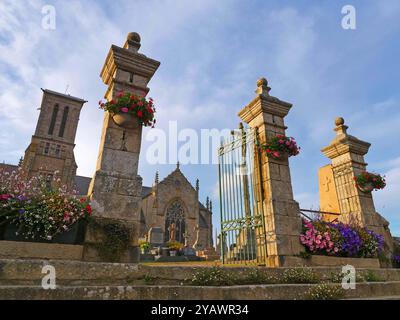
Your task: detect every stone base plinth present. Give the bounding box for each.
[282,255,381,268]
[82,217,139,263]
[0,241,83,261]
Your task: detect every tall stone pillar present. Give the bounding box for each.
[238,78,303,267]
[321,118,393,252]
[83,32,160,262]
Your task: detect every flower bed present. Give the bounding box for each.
[259,134,300,160]
[300,219,384,258]
[98,91,156,127]
[354,171,386,192]
[0,169,91,242]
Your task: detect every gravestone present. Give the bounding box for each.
[183,246,196,256]
[148,227,163,247]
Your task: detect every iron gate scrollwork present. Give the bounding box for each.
[218,124,267,265]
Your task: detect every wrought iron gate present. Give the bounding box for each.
[218,124,267,265]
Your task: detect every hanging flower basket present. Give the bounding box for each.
[98,91,156,128]
[259,134,300,160]
[354,171,386,193]
[112,113,138,129]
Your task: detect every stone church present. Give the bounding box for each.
[2,88,213,250]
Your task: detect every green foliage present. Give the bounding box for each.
[189,266,235,286]
[239,269,279,285]
[167,240,184,250]
[143,274,157,285]
[308,283,345,300]
[328,271,365,283]
[361,270,382,282]
[282,268,320,284]
[354,171,386,190]
[94,222,131,262]
[139,240,151,251]
[0,169,91,241]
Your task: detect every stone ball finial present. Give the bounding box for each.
[127,32,141,43]
[257,77,268,87]
[335,117,345,126]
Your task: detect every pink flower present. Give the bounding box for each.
[121,107,129,113]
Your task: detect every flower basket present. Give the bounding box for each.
[112,113,140,129]
[99,91,156,128]
[259,134,300,160]
[354,172,386,193]
[357,182,374,193]
[2,220,87,245]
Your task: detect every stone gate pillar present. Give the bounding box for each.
[321,117,393,252]
[83,32,160,262]
[238,78,303,267]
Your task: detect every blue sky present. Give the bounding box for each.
[0,0,399,235]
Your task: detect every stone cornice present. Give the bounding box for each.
[321,134,371,159]
[238,93,292,123]
[100,45,160,86]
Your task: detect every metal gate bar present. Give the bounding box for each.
[218,125,267,265]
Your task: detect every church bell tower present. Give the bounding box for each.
[21,89,87,189]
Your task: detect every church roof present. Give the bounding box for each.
[199,212,209,228]
[0,163,18,173]
[41,88,87,103]
[74,175,91,196]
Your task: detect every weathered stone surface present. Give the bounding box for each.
[0,241,83,261]
[320,118,395,254]
[238,78,303,266]
[21,90,86,189]
[1,281,400,300]
[84,33,160,263]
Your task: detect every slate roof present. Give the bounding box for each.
[41,88,87,103]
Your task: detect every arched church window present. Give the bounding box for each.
[48,104,59,135]
[164,200,186,243]
[58,106,69,137]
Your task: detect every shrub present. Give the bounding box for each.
[139,240,151,251]
[0,169,91,241]
[94,221,131,262]
[361,270,382,282]
[189,267,235,286]
[282,268,320,284]
[308,283,345,300]
[239,269,279,285]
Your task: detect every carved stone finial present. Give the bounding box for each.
[335,117,345,126]
[125,32,141,52]
[177,161,180,170]
[334,117,348,135]
[196,178,199,191]
[209,200,212,212]
[127,32,141,43]
[206,196,210,210]
[255,77,271,96]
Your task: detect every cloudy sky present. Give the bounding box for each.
[0,0,399,235]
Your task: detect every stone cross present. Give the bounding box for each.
[323,176,332,192]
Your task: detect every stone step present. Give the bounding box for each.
[1,282,400,300]
[1,259,400,286]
